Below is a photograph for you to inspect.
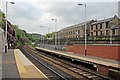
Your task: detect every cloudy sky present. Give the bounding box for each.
[0,0,119,34]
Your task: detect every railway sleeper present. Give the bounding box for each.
[85,73,94,76]
[46,75,58,78]
[91,77,104,80]
[77,71,102,80]
[87,75,98,78]
[108,69,120,80]
[29,47,110,80]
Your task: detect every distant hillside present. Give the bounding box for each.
[27,33,42,42]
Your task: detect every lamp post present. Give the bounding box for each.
[52,19,57,50]
[40,26,44,48]
[5,2,15,53]
[78,3,87,56]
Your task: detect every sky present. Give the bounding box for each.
[0,0,119,35]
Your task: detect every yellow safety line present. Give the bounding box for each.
[22,48,48,78]
[14,49,27,78]
[14,49,48,78]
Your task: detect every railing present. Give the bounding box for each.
[38,36,120,45]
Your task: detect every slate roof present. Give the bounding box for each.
[91,15,118,25]
[61,20,94,31]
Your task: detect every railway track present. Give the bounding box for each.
[20,46,111,80]
[20,46,77,80]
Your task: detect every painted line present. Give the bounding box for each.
[16,49,48,78]
[14,49,27,77]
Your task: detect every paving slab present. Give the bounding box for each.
[2,49,20,79]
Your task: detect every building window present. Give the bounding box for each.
[71,31,72,35]
[75,30,77,34]
[96,24,98,29]
[91,32,93,36]
[100,23,102,29]
[96,32,98,36]
[75,30,80,34]
[78,30,79,34]
[106,30,109,35]
[73,31,75,34]
[100,31,102,35]
[106,22,109,28]
[69,31,70,35]
[66,32,68,35]
[91,25,93,30]
[112,29,115,35]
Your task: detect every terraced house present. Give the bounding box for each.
[90,15,120,38]
[57,20,94,39]
[57,15,120,40]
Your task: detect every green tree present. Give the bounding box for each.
[12,25,30,46]
[0,11,5,29]
[44,32,55,40]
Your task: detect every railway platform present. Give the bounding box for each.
[36,47,120,68]
[2,49,47,79]
[35,47,120,77]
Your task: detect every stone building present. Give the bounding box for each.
[55,15,120,45]
[57,20,94,39]
[90,15,120,37]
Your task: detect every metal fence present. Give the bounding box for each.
[38,35,120,45]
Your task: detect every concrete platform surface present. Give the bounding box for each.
[36,47,120,68]
[2,49,20,78]
[2,49,48,79]
[14,49,47,78]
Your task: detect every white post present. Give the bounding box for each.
[5,2,15,53]
[55,19,57,50]
[84,4,87,56]
[40,26,44,48]
[78,4,87,56]
[52,19,57,50]
[5,2,8,53]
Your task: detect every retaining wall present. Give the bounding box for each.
[66,44,120,61]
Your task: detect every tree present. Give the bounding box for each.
[0,11,5,29]
[44,32,55,40]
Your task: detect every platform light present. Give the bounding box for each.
[78,3,87,56]
[52,19,57,50]
[5,2,15,53]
